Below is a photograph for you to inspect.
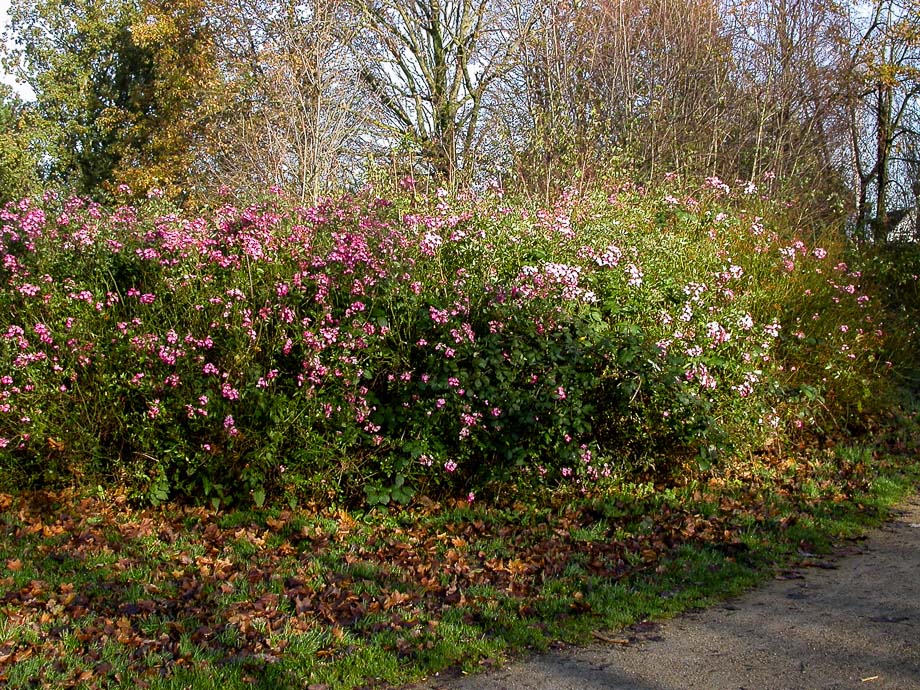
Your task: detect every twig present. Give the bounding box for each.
[591,631,630,645]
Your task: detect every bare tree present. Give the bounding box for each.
[494,0,615,197]
[203,0,373,202]
[845,0,920,240]
[353,0,532,188]
[495,0,737,195]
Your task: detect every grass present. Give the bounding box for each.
[0,414,918,689]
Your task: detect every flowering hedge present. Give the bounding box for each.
[0,179,892,506]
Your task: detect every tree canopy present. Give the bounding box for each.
[1,0,918,231]
[3,0,215,198]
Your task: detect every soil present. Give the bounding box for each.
[415,494,920,690]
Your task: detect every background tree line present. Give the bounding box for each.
[1,0,919,239]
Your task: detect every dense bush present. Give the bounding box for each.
[0,178,899,507]
[854,242,920,392]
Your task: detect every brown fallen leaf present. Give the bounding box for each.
[382,590,412,610]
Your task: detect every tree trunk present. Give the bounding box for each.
[874,81,892,242]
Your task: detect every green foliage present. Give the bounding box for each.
[2,0,214,198]
[0,179,907,506]
[0,85,40,204]
[855,241,920,390]
[5,0,150,193]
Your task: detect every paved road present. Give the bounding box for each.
[416,495,920,690]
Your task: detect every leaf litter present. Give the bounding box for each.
[0,431,916,689]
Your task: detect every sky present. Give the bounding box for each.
[1,0,16,89]
[1,0,34,100]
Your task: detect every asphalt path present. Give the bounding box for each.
[415,494,920,690]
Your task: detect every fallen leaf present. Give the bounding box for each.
[383,590,412,610]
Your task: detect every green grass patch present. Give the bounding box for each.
[0,418,918,689]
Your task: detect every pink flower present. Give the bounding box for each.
[626,263,643,287]
[555,386,567,400]
[223,415,240,436]
[444,460,457,472]
[429,307,450,325]
[706,321,730,345]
